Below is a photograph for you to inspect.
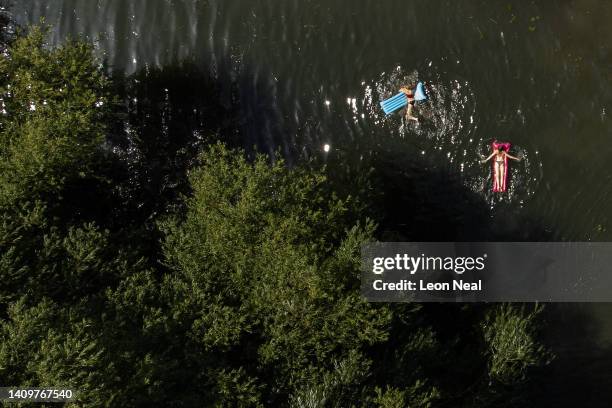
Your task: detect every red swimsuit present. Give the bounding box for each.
[402,89,415,105]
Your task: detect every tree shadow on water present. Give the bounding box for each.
[360,147,551,242]
[0,0,15,49]
[109,62,228,216]
[105,57,289,225]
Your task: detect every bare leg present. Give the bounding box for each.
[494,162,500,191]
[405,103,419,122]
[497,163,506,191]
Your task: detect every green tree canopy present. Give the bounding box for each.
[161,143,397,405]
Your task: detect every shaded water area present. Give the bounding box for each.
[9,0,612,405]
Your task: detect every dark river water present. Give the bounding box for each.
[9,0,612,405]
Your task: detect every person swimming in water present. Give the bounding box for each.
[399,85,419,122]
[481,145,520,191]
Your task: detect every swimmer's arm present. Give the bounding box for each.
[506,153,520,161]
[481,153,495,163]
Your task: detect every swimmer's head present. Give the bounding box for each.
[498,145,505,152]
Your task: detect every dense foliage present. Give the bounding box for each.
[0,28,550,407]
